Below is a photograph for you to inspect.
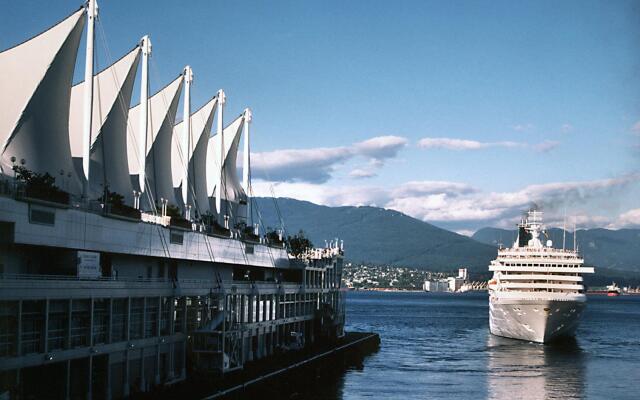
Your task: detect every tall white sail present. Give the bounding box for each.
[171,96,217,215]
[206,114,247,219]
[0,9,86,194]
[69,46,141,203]
[127,75,184,210]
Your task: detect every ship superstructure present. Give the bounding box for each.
[0,2,345,398]
[488,210,594,343]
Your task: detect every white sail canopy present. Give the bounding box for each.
[0,9,86,194]
[206,114,247,205]
[69,46,141,203]
[126,75,184,209]
[171,96,217,214]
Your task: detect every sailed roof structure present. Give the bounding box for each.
[69,46,141,203]
[127,75,184,208]
[171,96,217,214]
[207,114,247,204]
[0,9,86,194]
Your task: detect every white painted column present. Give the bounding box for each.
[138,35,152,194]
[181,66,193,208]
[82,0,98,199]
[215,89,226,215]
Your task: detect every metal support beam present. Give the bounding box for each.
[123,350,130,398]
[87,355,93,399]
[126,297,131,342]
[142,297,147,339]
[65,359,71,400]
[140,347,145,392]
[107,298,113,344]
[17,300,22,357]
[155,297,161,384]
[67,300,72,350]
[89,297,94,347]
[43,298,49,353]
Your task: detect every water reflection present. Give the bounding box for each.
[227,346,375,400]
[486,334,585,400]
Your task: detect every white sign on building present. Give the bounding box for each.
[77,251,101,278]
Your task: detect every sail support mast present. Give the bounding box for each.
[82,0,98,198]
[242,108,252,192]
[138,35,151,195]
[215,89,226,214]
[243,108,252,223]
[182,66,193,210]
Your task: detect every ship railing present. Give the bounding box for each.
[499,247,580,254]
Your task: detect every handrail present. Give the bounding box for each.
[0,274,310,289]
[0,273,170,282]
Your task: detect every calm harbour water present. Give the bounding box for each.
[339,291,640,400]
[253,291,640,400]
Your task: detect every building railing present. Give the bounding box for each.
[0,274,320,294]
[0,273,169,283]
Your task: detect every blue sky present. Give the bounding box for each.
[3,0,639,233]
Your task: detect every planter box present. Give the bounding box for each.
[169,217,193,230]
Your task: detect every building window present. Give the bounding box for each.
[28,206,55,226]
[129,298,144,340]
[170,231,183,245]
[93,299,109,345]
[111,299,127,342]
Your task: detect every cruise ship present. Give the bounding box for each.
[488,210,595,343]
[0,2,345,398]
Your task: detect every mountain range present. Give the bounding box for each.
[252,197,640,281]
[252,197,496,271]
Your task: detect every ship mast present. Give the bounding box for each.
[82,0,98,199]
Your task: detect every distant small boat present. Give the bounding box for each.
[607,282,621,297]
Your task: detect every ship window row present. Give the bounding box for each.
[501,254,579,260]
[499,263,580,268]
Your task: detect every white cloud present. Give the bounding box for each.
[608,208,640,228]
[251,135,408,183]
[251,147,352,183]
[251,180,388,207]
[632,121,640,134]
[253,173,640,231]
[417,137,559,153]
[353,135,408,160]
[349,168,377,179]
[417,137,522,150]
[390,181,477,197]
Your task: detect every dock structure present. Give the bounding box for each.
[0,1,350,398]
[0,189,345,398]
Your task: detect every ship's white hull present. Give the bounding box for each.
[489,296,586,343]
